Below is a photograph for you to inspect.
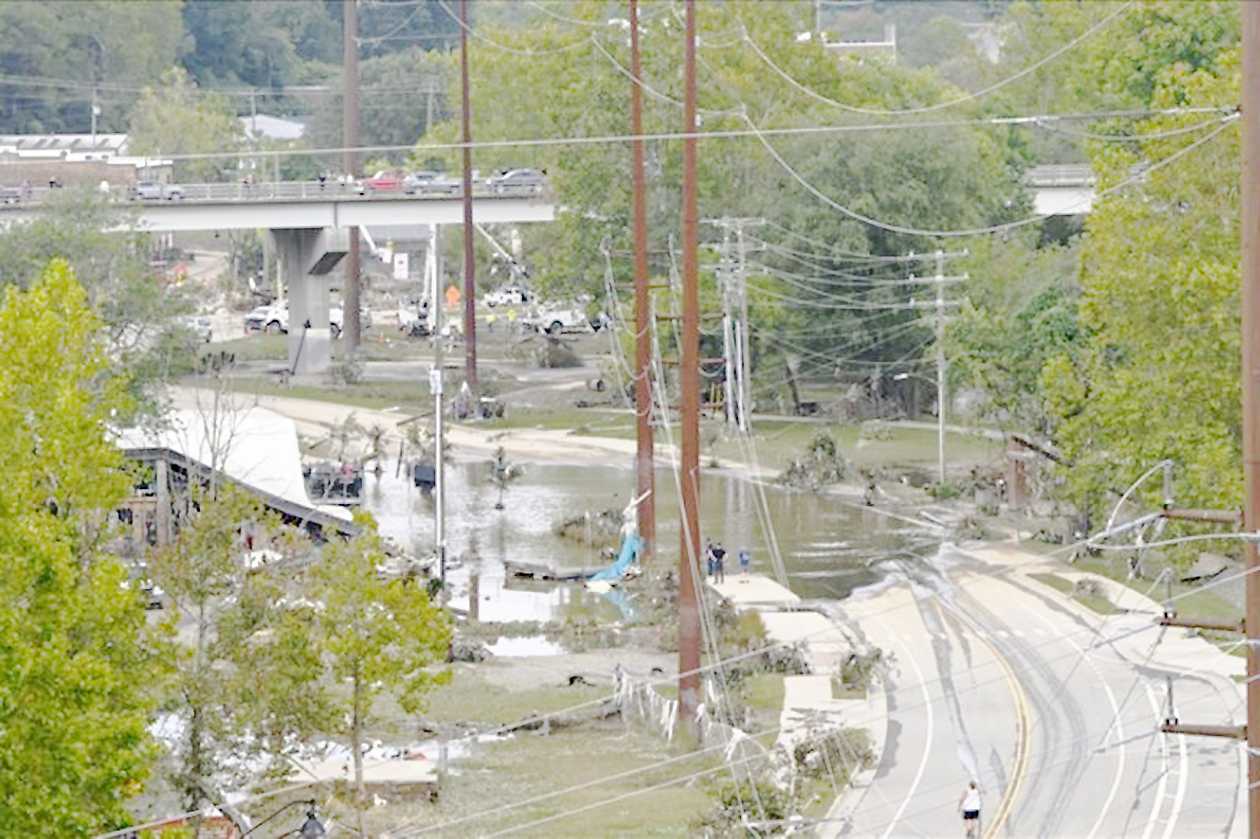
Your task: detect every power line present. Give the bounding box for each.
[78,106,1236,164]
[746,112,1239,239]
[736,1,1134,117]
[434,0,589,56]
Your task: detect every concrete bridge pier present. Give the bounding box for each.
[269,228,348,376]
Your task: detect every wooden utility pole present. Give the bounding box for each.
[630,0,655,563]
[430,224,447,588]
[935,249,947,485]
[678,0,701,727]
[1242,3,1260,833]
[459,0,479,398]
[343,0,362,351]
[1164,7,1260,832]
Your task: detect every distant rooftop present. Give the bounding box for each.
[240,114,306,142]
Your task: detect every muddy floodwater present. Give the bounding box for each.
[362,461,939,623]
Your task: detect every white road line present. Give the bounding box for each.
[1022,597,1125,839]
[1162,732,1188,839]
[877,614,935,839]
[1141,680,1169,839]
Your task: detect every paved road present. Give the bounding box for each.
[829,545,1244,838]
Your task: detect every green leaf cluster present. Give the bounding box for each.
[0,261,161,834]
[1042,50,1242,522]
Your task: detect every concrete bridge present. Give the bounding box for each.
[0,180,555,375]
[1026,164,1095,216]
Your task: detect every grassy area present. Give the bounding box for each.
[208,375,434,414]
[480,407,631,434]
[216,328,432,363]
[1067,554,1242,624]
[742,673,786,713]
[421,666,608,727]
[367,722,718,837]
[1029,572,1119,616]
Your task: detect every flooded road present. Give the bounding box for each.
[361,460,939,621]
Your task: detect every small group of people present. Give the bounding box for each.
[705,540,752,584]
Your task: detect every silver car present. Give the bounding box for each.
[131,180,184,201]
[403,170,461,196]
[487,168,545,196]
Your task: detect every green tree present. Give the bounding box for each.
[0,0,183,133]
[307,514,451,831]
[306,47,454,164]
[129,67,244,182]
[0,261,162,834]
[0,189,197,413]
[1042,51,1241,524]
[148,485,328,812]
[947,235,1081,433]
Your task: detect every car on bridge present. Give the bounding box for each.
[403,170,461,196]
[130,180,185,201]
[487,168,546,196]
[356,170,404,195]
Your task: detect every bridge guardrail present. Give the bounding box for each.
[0,180,549,207]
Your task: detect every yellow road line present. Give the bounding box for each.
[933,601,1031,839]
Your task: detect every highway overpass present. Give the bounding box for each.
[0,180,556,375]
[0,180,556,232]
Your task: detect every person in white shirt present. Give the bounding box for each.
[959,781,981,837]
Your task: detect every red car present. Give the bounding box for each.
[356,170,403,194]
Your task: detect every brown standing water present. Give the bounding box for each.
[363,461,940,623]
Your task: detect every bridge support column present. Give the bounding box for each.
[270,228,348,376]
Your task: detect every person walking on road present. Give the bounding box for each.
[738,547,751,579]
[705,540,716,581]
[712,542,727,584]
[959,781,981,838]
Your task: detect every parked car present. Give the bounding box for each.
[487,168,546,196]
[131,180,184,201]
[0,185,23,204]
[175,314,212,343]
[403,170,461,196]
[244,304,345,338]
[484,284,531,307]
[356,170,404,194]
[521,302,591,335]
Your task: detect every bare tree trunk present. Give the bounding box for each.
[352,670,366,837]
[784,356,802,416]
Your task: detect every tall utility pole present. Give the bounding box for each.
[1242,3,1260,832]
[459,0,479,398]
[708,217,763,431]
[719,225,737,431]
[430,225,447,586]
[678,0,702,728]
[934,249,947,485]
[343,0,363,351]
[629,0,655,563]
[735,223,752,431]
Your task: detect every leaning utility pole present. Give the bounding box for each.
[629,0,655,563]
[678,0,702,728]
[1242,3,1260,832]
[459,0,479,398]
[343,0,362,351]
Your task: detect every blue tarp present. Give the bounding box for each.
[589,533,642,582]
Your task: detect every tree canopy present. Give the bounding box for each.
[0,261,161,834]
